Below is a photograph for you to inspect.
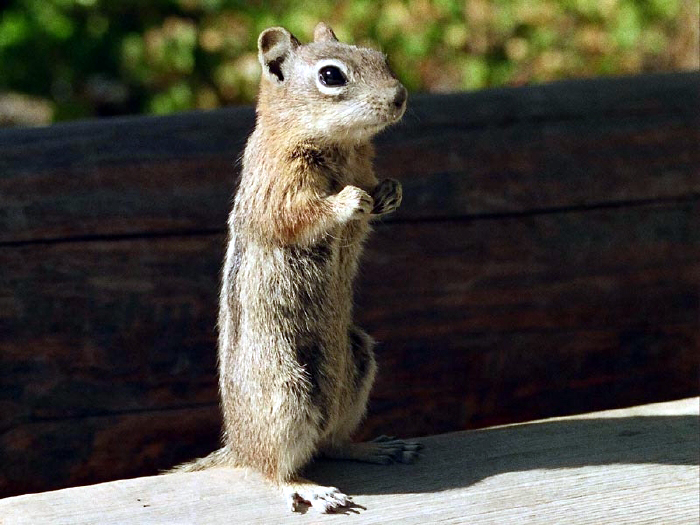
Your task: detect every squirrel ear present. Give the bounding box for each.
[313,22,338,43]
[258,27,300,83]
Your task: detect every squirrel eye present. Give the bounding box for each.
[318,65,347,87]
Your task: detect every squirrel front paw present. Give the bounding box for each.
[335,185,374,221]
[371,178,402,215]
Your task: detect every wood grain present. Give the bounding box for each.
[0,73,697,243]
[0,406,220,498]
[1,398,697,525]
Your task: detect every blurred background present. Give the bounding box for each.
[0,0,698,126]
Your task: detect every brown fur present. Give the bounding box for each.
[172,23,419,513]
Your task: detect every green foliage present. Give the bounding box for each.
[0,0,697,123]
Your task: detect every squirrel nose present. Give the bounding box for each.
[392,85,407,109]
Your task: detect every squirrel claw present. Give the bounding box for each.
[371,178,402,215]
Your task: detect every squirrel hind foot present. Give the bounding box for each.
[283,479,352,513]
[321,436,423,465]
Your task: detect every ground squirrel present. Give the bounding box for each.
[173,22,421,513]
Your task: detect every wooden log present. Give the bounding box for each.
[1,201,697,495]
[0,72,697,244]
[1,73,698,496]
[0,406,220,500]
[1,398,697,524]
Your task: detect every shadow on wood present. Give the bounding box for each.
[307,414,699,496]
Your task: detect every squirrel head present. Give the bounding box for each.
[256,23,407,144]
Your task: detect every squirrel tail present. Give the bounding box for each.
[165,446,236,473]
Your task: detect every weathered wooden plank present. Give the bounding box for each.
[1,398,697,525]
[1,72,697,243]
[1,201,697,496]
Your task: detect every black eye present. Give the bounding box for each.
[318,65,347,87]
